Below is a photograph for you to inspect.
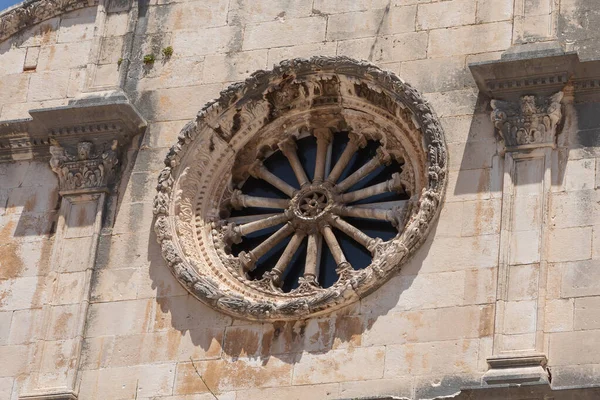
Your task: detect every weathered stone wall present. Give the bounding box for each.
[1,0,600,399]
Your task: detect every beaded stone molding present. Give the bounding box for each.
[154,56,448,320]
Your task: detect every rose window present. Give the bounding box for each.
[154,57,447,320]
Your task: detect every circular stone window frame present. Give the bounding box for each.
[154,56,448,321]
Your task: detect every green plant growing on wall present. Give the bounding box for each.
[143,54,155,65]
[117,58,123,67]
[162,46,173,59]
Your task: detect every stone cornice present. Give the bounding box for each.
[0,0,99,44]
[0,93,146,164]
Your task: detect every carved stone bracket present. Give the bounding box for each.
[491,92,564,150]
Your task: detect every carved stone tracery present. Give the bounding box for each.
[154,57,448,320]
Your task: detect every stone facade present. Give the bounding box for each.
[1,0,600,399]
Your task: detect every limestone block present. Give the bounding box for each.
[549,329,600,365]
[104,12,130,37]
[8,308,44,345]
[363,305,493,346]
[0,73,29,109]
[229,0,313,23]
[461,199,501,237]
[549,190,599,229]
[203,50,268,84]
[476,0,514,23]
[361,271,466,315]
[26,70,70,102]
[80,363,176,399]
[92,63,120,87]
[98,36,124,64]
[174,357,293,394]
[503,300,537,334]
[136,84,221,122]
[57,7,97,43]
[5,185,58,214]
[417,0,476,30]
[142,120,188,149]
[448,140,497,173]
[424,88,478,118]
[13,17,60,47]
[0,312,11,345]
[326,6,417,41]
[145,0,229,33]
[21,160,57,188]
[574,297,600,330]
[401,56,467,94]
[267,42,337,66]
[222,324,271,359]
[86,298,153,337]
[172,26,242,57]
[561,260,600,298]
[293,347,385,384]
[313,0,391,14]
[80,336,114,370]
[37,41,92,70]
[385,339,480,377]
[59,237,94,273]
[507,264,539,301]
[136,57,205,91]
[152,295,232,332]
[67,67,85,98]
[542,298,573,333]
[243,16,327,50]
[0,46,25,75]
[435,201,463,237]
[510,230,541,265]
[91,268,138,302]
[594,226,600,259]
[108,328,223,366]
[463,267,497,305]
[428,21,512,57]
[46,303,79,341]
[0,377,13,399]
[337,32,428,64]
[0,276,46,311]
[236,384,340,400]
[564,158,596,191]
[547,226,592,262]
[111,202,156,235]
[0,344,30,377]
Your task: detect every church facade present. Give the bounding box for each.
[1,0,600,399]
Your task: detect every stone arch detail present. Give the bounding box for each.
[154,56,448,321]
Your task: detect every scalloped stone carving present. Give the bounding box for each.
[153,57,448,321]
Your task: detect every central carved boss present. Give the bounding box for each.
[154,57,448,320]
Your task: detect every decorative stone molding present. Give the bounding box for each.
[491,91,564,149]
[0,0,99,44]
[154,56,448,321]
[0,92,146,163]
[49,139,119,194]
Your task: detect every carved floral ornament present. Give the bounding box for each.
[153,57,448,320]
[490,91,564,149]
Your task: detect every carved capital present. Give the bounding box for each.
[49,140,119,194]
[491,91,564,150]
[348,131,367,149]
[313,128,332,144]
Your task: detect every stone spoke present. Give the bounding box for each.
[334,203,406,226]
[326,132,366,184]
[278,137,310,187]
[235,213,291,236]
[313,128,332,183]
[226,213,279,224]
[269,232,306,285]
[336,147,391,193]
[304,233,322,281]
[321,224,350,269]
[339,172,404,203]
[239,223,295,271]
[329,215,379,255]
[231,189,290,210]
[249,160,297,197]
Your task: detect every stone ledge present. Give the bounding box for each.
[0,91,146,163]
[469,42,600,103]
[19,391,77,400]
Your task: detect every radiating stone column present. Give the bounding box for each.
[20,141,123,400]
[483,91,565,385]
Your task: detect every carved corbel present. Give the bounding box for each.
[491,91,564,150]
[49,140,120,195]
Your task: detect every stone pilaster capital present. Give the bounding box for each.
[313,128,332,144]
[490,91,564,150]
